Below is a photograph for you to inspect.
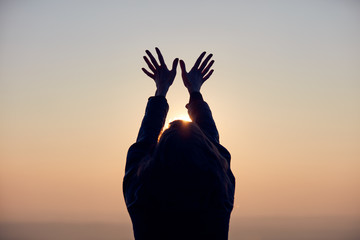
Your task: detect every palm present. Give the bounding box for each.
[142,48,178,96]
[154,65,176,89]
[180,52,214,93]
[183,69,203,89]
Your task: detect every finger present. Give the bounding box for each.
[180,60,187,74]
[191,51,206,71]
[143,56,156,73]
[202,60,214,75]
[199,54,213,71]
[142,68,154,78]
[180,60,188,83]
[145,50,159,68]
[180,60,189,87]
[172,58,179,72]
[155,47,166,66]
[203,69,214,81]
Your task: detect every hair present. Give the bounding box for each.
[138,120,232,211]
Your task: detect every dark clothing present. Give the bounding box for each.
[123,92,235,240]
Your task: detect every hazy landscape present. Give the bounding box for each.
[1,216,359,240]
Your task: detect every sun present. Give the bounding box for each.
[169,114,192,123]
[158,114,192,141]
[163,114,192,131]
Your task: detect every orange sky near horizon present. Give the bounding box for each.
[1,1,359,223]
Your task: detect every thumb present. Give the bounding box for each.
[180,60,187,74]
[172,58,179,72]
[180,60,189,88]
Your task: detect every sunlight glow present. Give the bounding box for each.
[158,115,192,142]
[169,114,192,123]
[162,114,192,131]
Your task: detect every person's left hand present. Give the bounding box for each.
[142,47,179,97]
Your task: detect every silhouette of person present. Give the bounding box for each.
[123,48,235,240]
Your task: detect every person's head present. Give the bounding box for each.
[155,120,228,178]
[139,120,232,210]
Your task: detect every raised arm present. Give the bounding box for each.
[125,48,178,173]
[180,52,219,143]
[124,48,178,206]
[136,47,178,143]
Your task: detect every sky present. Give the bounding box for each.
[0,0,359,224]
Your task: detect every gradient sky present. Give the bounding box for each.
[1,1,359,223]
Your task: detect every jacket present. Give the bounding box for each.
[123,92,235,240]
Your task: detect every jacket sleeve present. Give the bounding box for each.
[187,92,235,200]
[123,96,168,206]
[186,92,219,143]
[186,92,232,165]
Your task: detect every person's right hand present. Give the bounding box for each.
[142,47,178,97]
[180,52,214,93]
